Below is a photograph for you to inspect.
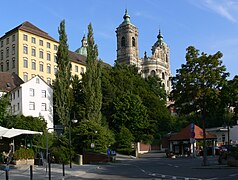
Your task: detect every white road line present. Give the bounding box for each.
[229,173,238,177]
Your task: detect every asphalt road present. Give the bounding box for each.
[78,153,238,180]
[2,152,238,179]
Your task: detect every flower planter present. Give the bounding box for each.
[15,159,34,165]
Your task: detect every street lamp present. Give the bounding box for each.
[69,113,78,168]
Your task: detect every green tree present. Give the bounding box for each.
[0,94,10,126]
[74,120,114,153]
[54,20,72,126]
[111,93,150,142]
[82,23,102,123]
[115,126,134,155]
[171,46,229,127]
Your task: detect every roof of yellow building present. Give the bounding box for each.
[1,21,58,42]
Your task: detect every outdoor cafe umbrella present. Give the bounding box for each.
[0,126,42,138]
[0,126,43,153]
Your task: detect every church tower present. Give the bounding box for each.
[116,9,139,66]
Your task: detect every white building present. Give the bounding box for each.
[10,75,53,130]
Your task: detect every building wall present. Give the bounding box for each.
[1,23,86,84]
[0,32,18,74]
[18,30,58,84]
[11,76,53,130]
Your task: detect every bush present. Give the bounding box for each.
[14,147,34,160]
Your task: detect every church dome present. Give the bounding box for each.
[75,35,87,57]
[119,9,135,27]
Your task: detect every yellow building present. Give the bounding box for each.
[0,21,86,84]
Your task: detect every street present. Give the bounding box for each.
[78,152,238,180]
[2,152,238,179]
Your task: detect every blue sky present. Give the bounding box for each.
[1,0,238,79]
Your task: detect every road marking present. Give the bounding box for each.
[230,173,238,177]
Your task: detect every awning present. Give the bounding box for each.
[0,126,43,138]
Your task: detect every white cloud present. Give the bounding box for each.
[189,0,238,23]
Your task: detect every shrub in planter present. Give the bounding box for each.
[14,147,34,160]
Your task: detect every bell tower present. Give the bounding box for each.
[116,9,139,66]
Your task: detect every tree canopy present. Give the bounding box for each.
[171,46,229,127]
[54,20,72,126]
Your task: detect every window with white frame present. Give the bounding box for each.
[6,47,9,57]
[12,58,15,69]
[39,50,43,59]
[41,90,46,98]
[12,34,15,42]
[36,78,40,84]
[1,50,3,60]
[47,42,51,48]
[17,103,20,111]
[6,38,9,45]
[47,64,51,74]
[6,61,9,70]
[54,66,57,74]
[47,78,51,85]
[41,103,47,111]
[23,45,28,54]
[29,88,35,96]
[32,60,36,70]
[47,53,51,61]
[31,48,36,57]
[23,58,28,68]
[29,102,35,110]
[75,65,78,72]
[54,54,57,62]
[23,73,28,82]
[39,40,43,46]
[12,44,15,55]
[31,37,36,44]
[54,45,57,50]
[23,34,28,41]
[39,62,44,72]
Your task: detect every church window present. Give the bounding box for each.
[121,37,125,47]
[162,72,165,79]
[132,37,135,47]
[151,70,156,76]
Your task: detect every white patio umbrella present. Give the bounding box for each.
[0,126,42,138]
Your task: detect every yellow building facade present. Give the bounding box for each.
[0,21,86,83]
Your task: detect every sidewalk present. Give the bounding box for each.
[0,163,99,179]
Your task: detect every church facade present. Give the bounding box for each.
[115,10,172,94]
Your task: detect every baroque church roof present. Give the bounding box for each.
[75,34,87,57]
[119,9,135,27]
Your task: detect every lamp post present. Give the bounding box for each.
[69,114,78,168]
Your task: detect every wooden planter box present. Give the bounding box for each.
[15,159,34,165]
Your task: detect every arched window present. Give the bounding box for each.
[162,72,165,79]
[121,37,125,47]
[151,70,156,76]
[132,37,135,47]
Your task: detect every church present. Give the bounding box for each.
[75,9,172,95]
[115,9,172,94]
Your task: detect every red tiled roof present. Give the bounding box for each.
[0,72,24,92]
[169,123,217,141]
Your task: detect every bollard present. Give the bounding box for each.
[5,170,9,180]
[62,163,65,177]
[4,165,10,180]
[48,153,51,180]
[30,165,33,180]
